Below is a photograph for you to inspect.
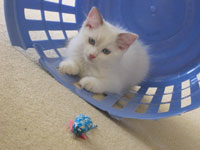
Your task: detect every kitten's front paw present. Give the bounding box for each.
[79,77,103,93]
[59,60,79,75]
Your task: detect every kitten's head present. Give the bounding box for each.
[80,7,138,65]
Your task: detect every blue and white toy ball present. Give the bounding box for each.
[70,114,97,138]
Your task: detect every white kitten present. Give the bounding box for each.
[59,7,150,94]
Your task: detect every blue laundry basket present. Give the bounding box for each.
[4,0,200,119]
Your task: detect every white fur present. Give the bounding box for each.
[59,15,149,94]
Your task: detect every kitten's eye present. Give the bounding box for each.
[102,48,111,55]
[89,37,95,45]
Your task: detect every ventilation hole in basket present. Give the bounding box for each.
[197,73,200,81]
[65,30,78,38]
[197,73,200,87]
[44,0,59,3]
[44,50,59,58]
[130,86,141,93]
[24,9,42,20]
[62,13,76,23]
[112,100,128,109]
[73,82,81,89]
[57,47,66,56]
[161,94,172,103]
[121,92,134,100]
[181,79,190,89]
[29,31,48,41]
[135,104,148,114]
[48,30,65,40]
[92,93,107,101]
[158,104,170,113]
[164,85,174,94]
[181,87,191,98]
[181,96,191,108]
[62,0,75,7]
[44,11,60,22]
[146,87,157,95]
[141,95,153,103]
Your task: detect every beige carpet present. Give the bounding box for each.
[0,0,200,150]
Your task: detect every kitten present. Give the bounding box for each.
[59,7,150,94]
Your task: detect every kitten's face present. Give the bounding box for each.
[80,7,138,65]
[81,24,121,64]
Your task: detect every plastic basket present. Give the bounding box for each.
[4,0,200,119]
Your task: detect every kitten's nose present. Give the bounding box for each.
[89,54,96,60]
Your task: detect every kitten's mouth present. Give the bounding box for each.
[85,55,96,62]
[88,54,96,60]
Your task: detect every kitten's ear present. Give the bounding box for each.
[85,7,103,29]
[117,33,138,50]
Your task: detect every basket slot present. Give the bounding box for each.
[62,13,76,23]
[158,103,170,113]
[120,92,134,101]
[44,11,60,21]
[199,80,200,88]
[24,8,42,20]
[44,0,59,4]
[133,86,141,92]
[56,47,67,57]
[65,30,78,38]
[146,87,157,95]
[44,49,60,58]
[33,40,66,50]
[181,79,190,89]
[92,93,107,101]
[131,86,141,93]
[62,0,75,7]
[161,94,172,103]
[48,30,65,40]
[141,95,153,104]
[181,96,192,108]
[196,73,200,87]
[197,73,200,81]
[112,100,128,110]
[29,31,48,41]
[164,85,174,94]
[135,104,149,114]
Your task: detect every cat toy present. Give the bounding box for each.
[69,114,97,140]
